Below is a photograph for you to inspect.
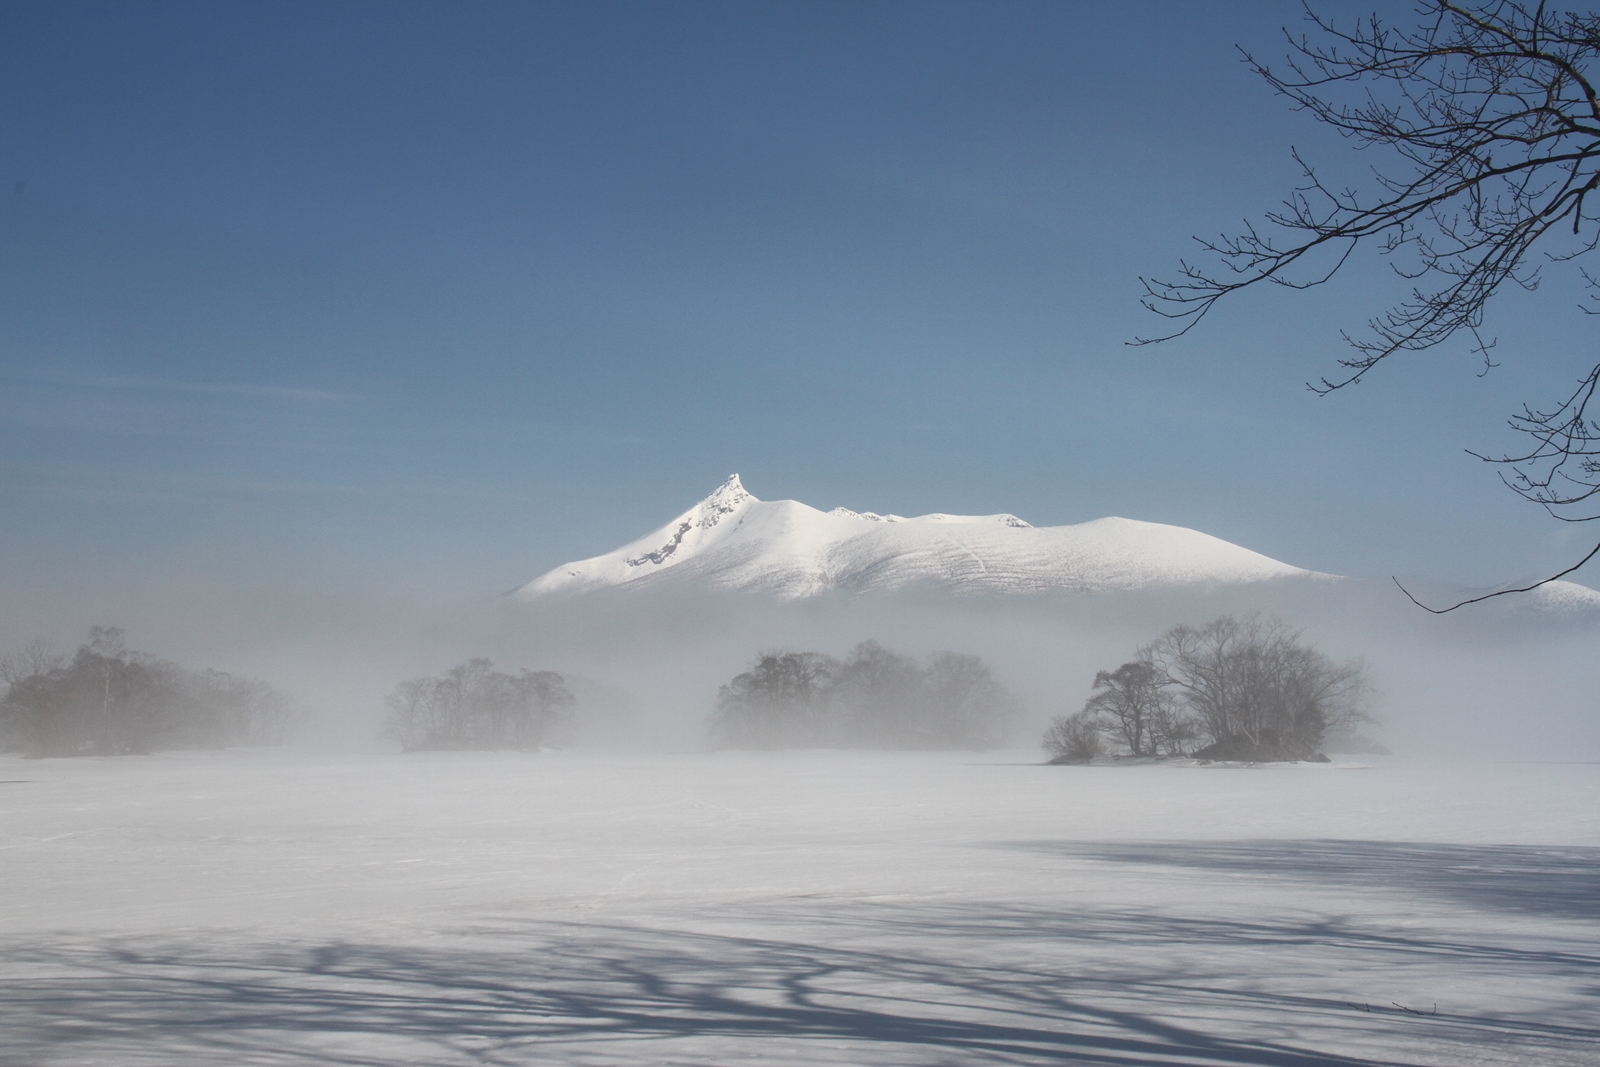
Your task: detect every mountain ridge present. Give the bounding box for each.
[511,474,1333,602]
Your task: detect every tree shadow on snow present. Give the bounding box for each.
[3,897,1596,1066]
[1006,839,1600,923]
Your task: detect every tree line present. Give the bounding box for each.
[382,658,574,751]
[0,628,294,757]
[1044,614,1370,764]
[3,618,1373,763]
[0,633,580,757]
[709,641,1019,750]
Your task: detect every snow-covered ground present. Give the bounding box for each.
[3,749,1596,1065]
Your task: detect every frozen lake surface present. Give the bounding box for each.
[3,749,1596,1065]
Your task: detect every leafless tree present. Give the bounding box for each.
[1082,661,1172,757]
[0,639,65,692]
[921,651,1021,749]
[708,650,839,749]
[708,642,1021,750]
[1144,614,1370,760]
[832,640,923,745]
[1041,710,1105,764]
[1147,698,1202,758]
[1138,1,1600,609]
[0,631,294,756]
[383,658,574,751]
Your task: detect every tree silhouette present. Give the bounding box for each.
[1139,0,1600,609]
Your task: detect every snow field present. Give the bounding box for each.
[2,749,1596,1065]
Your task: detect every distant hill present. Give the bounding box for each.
[510,474,1327,601]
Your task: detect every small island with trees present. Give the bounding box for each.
[1044,614,1370,764]
[0,628,294,757]
[708,641,1019,750]
[382,658,575,751]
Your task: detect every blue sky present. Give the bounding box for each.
[3,0,1596,626]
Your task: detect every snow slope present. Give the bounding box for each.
[514,474,1318,601]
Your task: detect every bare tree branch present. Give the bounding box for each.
[1393,538,1600,611]
[1139,1,1600,602]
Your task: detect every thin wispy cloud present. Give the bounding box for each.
[0,366,366,405]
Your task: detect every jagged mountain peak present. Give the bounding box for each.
[512,476,1319,601]
[704,472,753,512]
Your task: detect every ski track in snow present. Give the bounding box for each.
[2,748,1596,1066]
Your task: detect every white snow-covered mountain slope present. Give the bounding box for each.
[1528,579,1600,611]
[512,474,1323,601]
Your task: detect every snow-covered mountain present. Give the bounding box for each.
[512,474,1324,601]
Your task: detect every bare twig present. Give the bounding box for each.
[1393,538,1600,611]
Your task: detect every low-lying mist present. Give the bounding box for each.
[4,574,1596,761]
